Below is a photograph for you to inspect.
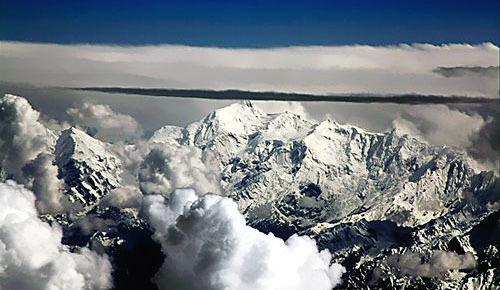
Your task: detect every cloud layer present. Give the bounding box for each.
[433,66,499,79]
[0,180,112,290]
[1,41,498,97]
[144,189,345,290]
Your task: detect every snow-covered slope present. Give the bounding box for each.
[149,101,499,289]
[31,101,497,289]
[151,102,497,228]
[55,127,122,205]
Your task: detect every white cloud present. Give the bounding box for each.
[0,180,112,290]
[143,189,345,290]
[22,152,66,213]
[67,101,143,142]
[109,140,150,178]
[1,41,498,97]
[393,105,485,148]
[0,94,54,177]
[0,94,67,213]
[138,145,221,195]
[386,250,477,278]
[391,104,500,171]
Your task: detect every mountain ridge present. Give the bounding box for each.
[2,95,497,289]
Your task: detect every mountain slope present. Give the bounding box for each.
[34,101,498,289]
[149,102,499,289]
[55,127,122,206]
[151,102,496,228]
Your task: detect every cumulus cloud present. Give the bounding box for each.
[143,189,345,290]
[1,41,498,97]
[67,101,143,142]
[0,94,54,177]
[393,105,485,149]
[445,103,500,171]
[109,140,150,176]
[392,104,499,171]
[0,94,67,213]
[0,180,112,290]
[138,145,221,195]
[22,152,66,213]
[386,250,477,278]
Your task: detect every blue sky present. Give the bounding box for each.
[1,0,498,47]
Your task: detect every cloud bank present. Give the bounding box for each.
[0,94,67,213]
[74,87,498,104]
[393,105,485,148]
[1,41,498,97]
[393,104,499,171]
[433,66,499,79]
[67,101,143,142]
[0,180,112,290]
[144,189,345,290]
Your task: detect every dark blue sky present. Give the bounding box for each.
[1,0,498,47]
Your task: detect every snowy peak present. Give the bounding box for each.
[149,125,183,145]
[259,111,313,141]
[40,100,497,290]
[150,102,497,232]
[55,127,122,205]
[57,127,114,160]
[188,101,266,138]
[209,101,265,131]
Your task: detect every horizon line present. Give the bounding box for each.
[72,87,499,105]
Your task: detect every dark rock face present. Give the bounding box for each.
[300,183,322,197]
[55,127,122,206]
[62,206,165,290]
[109,227,165,290]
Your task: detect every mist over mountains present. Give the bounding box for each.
[0,93,498,289]
[0,35,499,290]
[2,0,500,288]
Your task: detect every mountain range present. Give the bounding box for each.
[1,96,498,289]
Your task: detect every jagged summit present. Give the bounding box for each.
[55,127,122,205]
[40,101,498,290]
[191,101,266,135]
[145,102,499,289]
[150,103,496,229]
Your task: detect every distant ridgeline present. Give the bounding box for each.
[73,87,499,104]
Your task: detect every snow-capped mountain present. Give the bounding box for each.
[14,100,497,289]
[55,127,122,205]
[148,101,499,289]
[152,102,497,227]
